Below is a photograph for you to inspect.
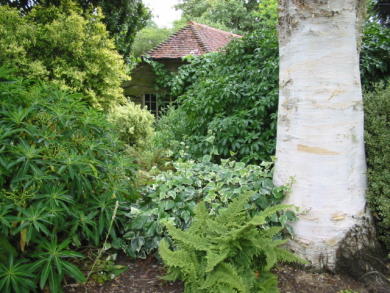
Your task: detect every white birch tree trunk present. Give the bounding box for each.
[274,0,368,270]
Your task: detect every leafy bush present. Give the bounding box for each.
[364,83,390,250]
[0,67,136,291]
[158,29,278,163]
[108,101,155,147]
[153,106,189,154]
[124,156,294,258]
[0,0,151,59]
[152,1,279,164]
[159,193,305,293]
[360,18,390,90]
[0,3,128,110]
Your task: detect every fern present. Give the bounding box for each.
[159,194,307,293]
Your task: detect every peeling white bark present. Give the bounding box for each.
[274,0,367,270]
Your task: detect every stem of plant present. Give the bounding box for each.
[84,200,119,290]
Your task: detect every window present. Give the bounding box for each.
[144,94,157,116]
[144,94,173,117]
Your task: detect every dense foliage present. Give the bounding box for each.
[175,0,261,33]
[108,101,155,147]
[0,4,128,110]
[154,9,278,163]
[0,68,136,291]
[159,193,305,293]
[360,9,390,89]
[0,0,151,58]
[364,83,390,250]
[124,157,294,258]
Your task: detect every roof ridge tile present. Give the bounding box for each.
[189,22,211,53]
[146,21,241,60]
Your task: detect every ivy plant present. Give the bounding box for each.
[124,156,295,258]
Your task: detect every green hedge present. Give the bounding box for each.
[364,83,390,250]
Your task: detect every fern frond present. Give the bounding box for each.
[274,247,308,265]
[215,193,252,226]
[159,239,198,275]
[259,226,283,239]
[165,222,208,251]
[205,250,230,272]
[159,194,303,293]
[202,263,249,293]
[256,271,280,293]
[263,245,277,271]
[161,269,181,282]
[249,204,292,226]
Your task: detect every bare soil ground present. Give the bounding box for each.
[64,255,373,293]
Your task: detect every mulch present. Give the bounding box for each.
[64,255,373,293]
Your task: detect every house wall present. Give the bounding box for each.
[123,59,184,104]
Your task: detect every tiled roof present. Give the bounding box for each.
[147,22,241,59]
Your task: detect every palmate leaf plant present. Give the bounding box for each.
[0,66,137,291]
[159,193,306,293]
[0,256,36,293]
[31,238,86,292]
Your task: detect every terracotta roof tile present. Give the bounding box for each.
[147,22,241,59]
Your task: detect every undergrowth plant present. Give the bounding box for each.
[0,67,137,291]
[124,156,295,258]
[159,193,306,293]
[0,256,35,293]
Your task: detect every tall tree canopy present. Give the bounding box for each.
[175,0,261,33]
[132,22,172,57]
[0,0,151,58]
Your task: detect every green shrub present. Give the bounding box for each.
[364,83,390,250]
[0,67,136,291]
[159,193,305,293]
[152,106,189,155]
[152,1,279,164]
[123,156,294,258]
[0,0,151,59]
[108,101,155,147]
[360,5,390,90]
[0,256,36,293]
[0,3,128,110]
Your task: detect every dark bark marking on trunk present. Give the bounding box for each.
[336,217,390,293]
